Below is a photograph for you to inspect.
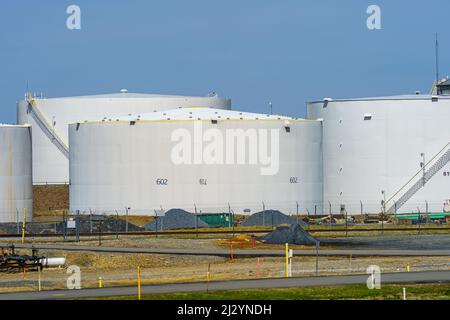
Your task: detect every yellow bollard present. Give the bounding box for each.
[21,208,26,244]
[137,266,141,300]
[98,277,103,288]
[406,263,410,272]
[285,243,289,278]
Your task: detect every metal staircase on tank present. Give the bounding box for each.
[26,93,69,159]
[386,142,450,213]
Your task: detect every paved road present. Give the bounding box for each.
[3,243,450,257]
[0,270,449,300]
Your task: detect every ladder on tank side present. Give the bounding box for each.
[386,142,450,213]
[26,93,69,159]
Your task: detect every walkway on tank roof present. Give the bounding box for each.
[308,94,450,104]
[0,124,30,127]
[36,91,228,100]
[80,107,316,123]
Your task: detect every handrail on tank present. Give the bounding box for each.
[385,141,450,206]
[25,93,69,159]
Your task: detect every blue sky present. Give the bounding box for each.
[0,0,449,123]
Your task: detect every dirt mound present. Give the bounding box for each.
[33,184,69,213]
[241,210,306,227]
[144,209,209,231]
[259,224,318,245]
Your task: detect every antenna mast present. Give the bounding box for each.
[435,33,440,84]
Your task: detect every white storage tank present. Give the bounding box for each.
[17,91,231,185]
[69,108,323,215]
[0,124,33,222]
[307,94,450,215]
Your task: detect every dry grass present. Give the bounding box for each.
[118,216,154,227]
[32,185,69,214]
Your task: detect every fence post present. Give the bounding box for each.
[228,203,232,228]
[125,207,129,233]
[76,210,80,243]
[62,210,66,242]
[194,204,198,239]
[53,209,57,234]
[89,210,93,234]
[16,209,20,235]
[328,201,332,226]
[315,241,320,275]
[98,218,102,246]
[21,208,26,244]
[345,209,348,237]
[115,210,119,240]
[155,212,158,237]
[262,202,266,227]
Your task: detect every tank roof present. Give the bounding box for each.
[77,107,316,124]
[307,94,450,104]
[26,92,229,100]
[0,124,31,128]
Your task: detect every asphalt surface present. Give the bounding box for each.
[0,270,449,300]
[321,234,450,250]
[4,243,450,257]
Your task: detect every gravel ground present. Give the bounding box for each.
[0,216,143,235]
[319,234,450,250]
[1,250,450,293]
[1,234,450,293]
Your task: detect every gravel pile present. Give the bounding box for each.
[144,209,209,231]
[241,210,306,227]
[259,224,318,245]
[76,215,143,233]
[0,215,143,234]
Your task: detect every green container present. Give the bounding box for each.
[394,212,450,220]
[198,213,231,227]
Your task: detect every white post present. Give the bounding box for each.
[38,268,42,291]
[403,287,406,300]
[288,249,293,277]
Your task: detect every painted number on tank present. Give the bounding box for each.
[199,179,208,185]
[289,177,299,184]
[156,179,168,185]
[444,172,450,177]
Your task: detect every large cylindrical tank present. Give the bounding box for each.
[69,108,323,215]
[0,125,33,222]
[17,91,231,184]
[307,95,450,215]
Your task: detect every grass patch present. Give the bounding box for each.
[97,284,450,300]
